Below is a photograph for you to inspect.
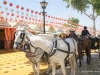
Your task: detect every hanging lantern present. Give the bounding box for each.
[29,18,31,20]
[48,15,50,18]
[3,1,7,5]
[5,18,8,21]
[35,11,38,14]
[25,17,27,19]
[16,5,19,9]
[6,12,9,15]
[17,15,19,18]
[21,16,24,18]
[11,13,14,16]
[9,3,13,6]
[0,11,3,14]
[31,15,33,17]
[32,18,34,20]
[5,7,8,10]
[21,12,24,15]
[26,8,29,12]
[26,13,28,16]
[45,14,47,17]
[31,10,34,13]
[39,12,41,15]
[21,7,24,10]
[16,11,19,13]
[11,9,14,12]
[10,18,12,21]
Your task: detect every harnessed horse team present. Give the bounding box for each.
[13,26,100,75]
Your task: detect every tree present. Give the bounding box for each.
[93,0,100,15]
[63,17,79,28]
[68,17,79,24]
[63,0,100,36]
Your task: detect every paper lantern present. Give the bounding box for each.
[10,19,12,21]
[25,17,27,19]
[29,18,31,20]
[32,18,34,20]
[6,12,9,15]
[21,12,24,14]
[11,9,14,12]
[45,14,47,17]
[9,3,13,6]
[26,9,29,12]
[5,7,8,10]
[31,10,34,13]
[16,11,19,13]
[35,11,38,14]
[48,16,50,18]
[17,15,19,18]
[39,13,41,15]
[21,16,24,18]
[26,13,28,16]
[0,11,3,14]
[31,15,33,17]
[21,7,24,10]
[3,1,7,5]
[11,13,14,16]
[16,5,19,9]
[5,18,8,21]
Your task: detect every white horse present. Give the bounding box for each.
[13,27,50,75]
[13,27,77,75]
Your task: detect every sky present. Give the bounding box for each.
[0,0,100,31]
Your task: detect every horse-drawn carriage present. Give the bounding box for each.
[89,35,100,57]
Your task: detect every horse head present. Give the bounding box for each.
[13,26,27,51]
[69,30,77,40]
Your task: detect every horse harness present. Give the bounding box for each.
[48,36,76,60]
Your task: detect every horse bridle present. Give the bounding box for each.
[14,30,25,46]
[14,30,37,50]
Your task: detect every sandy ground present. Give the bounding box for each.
[0,49,48,75]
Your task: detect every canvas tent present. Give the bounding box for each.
[47,26,56,33]
[0,16,16,50]
[13,22,30,30]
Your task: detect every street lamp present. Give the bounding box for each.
[40,0,48,34]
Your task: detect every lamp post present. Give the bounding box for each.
[40,0,48,34]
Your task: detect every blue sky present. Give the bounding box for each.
[0,0,100,31]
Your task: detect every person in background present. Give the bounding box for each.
[81,26,91,37]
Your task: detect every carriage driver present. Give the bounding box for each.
[81,26,91,38]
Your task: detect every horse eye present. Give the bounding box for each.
[15,33,18,36]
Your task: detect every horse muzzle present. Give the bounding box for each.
[13,44,21,51]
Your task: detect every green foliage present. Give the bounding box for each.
[63,17,79,27]
[63,0,90,12]
[69,17,79,24]
[63,0,100,15]
[93,0,100,15]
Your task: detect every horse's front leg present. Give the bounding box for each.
[51,62,56,75]
[30,61,37,75]
[60,60,66,75]
[46,59,51,75]
[36,61,40,75]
